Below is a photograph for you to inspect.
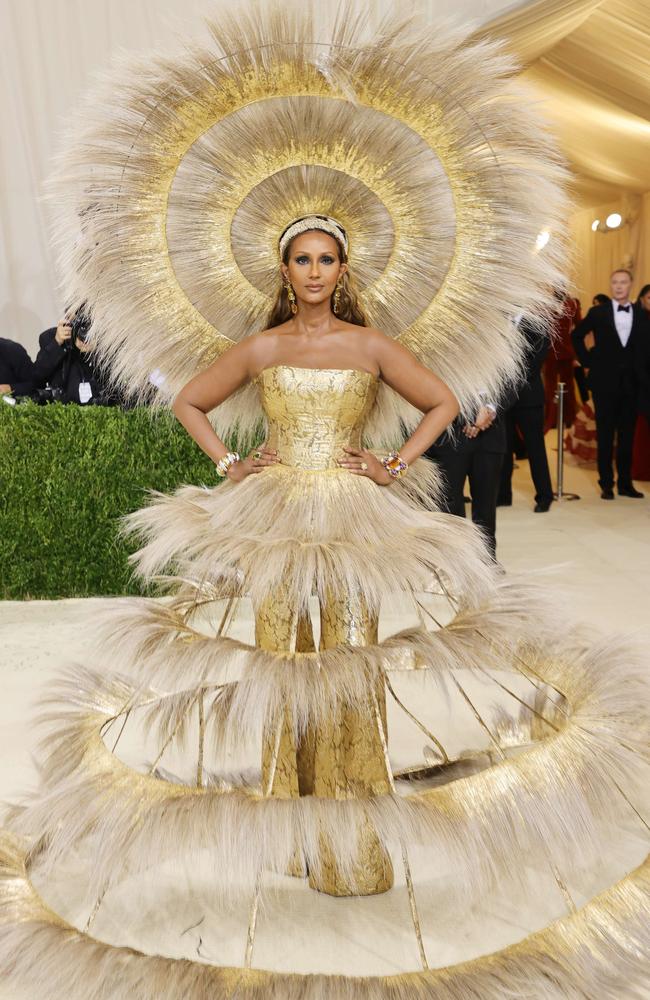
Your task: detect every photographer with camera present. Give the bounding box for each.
[32,306,118,405]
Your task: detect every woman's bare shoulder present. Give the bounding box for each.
[358,328,432,376]
[354,325,399,358]
[237,327,289,363]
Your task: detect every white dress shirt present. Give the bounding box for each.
[612,300,633,347]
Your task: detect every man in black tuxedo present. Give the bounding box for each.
[427,396,507,560]
[572,269,647,499]
[499,316,554,513]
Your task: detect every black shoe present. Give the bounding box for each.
[534,500,552,512]
[618,486,644,498]
[600,488,615,500]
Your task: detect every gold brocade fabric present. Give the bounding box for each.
[256,365,393,896]
[255,365,379,470]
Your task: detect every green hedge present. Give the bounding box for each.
[0,401,231,600]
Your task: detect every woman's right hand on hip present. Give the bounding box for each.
[227,445,280,481]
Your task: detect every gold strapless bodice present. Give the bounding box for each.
[256,365,379,470]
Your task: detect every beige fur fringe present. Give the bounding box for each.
[0,830,648,999]
[10,635,649,906]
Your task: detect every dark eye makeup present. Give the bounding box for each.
[294,255,336,264]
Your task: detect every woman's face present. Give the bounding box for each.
[281,230,347,309]
[640,291,650,313]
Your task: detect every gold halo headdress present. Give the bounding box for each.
[48,0,570,445]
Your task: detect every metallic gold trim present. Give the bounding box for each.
[244,872,263,969]
[402,843,429,971]
[196,691,205,789]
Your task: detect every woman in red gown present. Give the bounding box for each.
[563,293,608,465]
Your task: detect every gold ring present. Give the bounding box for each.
[361,462,368,471]
[252,450,262,460]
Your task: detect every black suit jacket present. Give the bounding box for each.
[572,303,647,396]
[31,327,63,388]
[430,412,507,456]
[0,337,35,395]
[429,375,521,457]
[513,318,549,408]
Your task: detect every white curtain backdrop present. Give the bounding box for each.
[477,0,650,300]
[0,0,234,354]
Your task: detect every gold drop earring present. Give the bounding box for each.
[333,280,342,315]
[285,281,298,315]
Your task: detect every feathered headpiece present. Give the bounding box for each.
[47,0,570,442]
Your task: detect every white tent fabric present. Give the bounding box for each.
[476,0,650,303]
[1,0,648,353]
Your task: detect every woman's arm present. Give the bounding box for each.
[339,331,460,482]
[171,336,278,480]
[375,333,460,462]
[32,327,68,386]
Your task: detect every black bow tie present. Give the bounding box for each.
[617,304,630,313]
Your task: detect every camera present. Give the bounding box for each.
[63,305,92,349]
[71,309,92,343]
[32,386,66,405]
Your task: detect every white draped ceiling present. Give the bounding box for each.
[475,0,650,303]
[1,0,648,351]
[477,0,650,205]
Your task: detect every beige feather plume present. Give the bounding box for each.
[46,0,570,441]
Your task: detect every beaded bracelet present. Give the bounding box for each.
[381,450,408,479]
[215,451,241,477]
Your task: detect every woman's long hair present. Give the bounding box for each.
[266,232,368,328]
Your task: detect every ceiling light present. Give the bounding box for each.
[591,219,600,231]
[606,213,622,229]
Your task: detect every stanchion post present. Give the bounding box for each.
[553,382,579,502]
[556,381,565,498]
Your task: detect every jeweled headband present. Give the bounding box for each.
[278,215,349,259]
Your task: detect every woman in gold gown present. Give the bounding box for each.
[1,7,648,997]
[166,214,460,897]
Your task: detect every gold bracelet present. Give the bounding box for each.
[215,451,240,477]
